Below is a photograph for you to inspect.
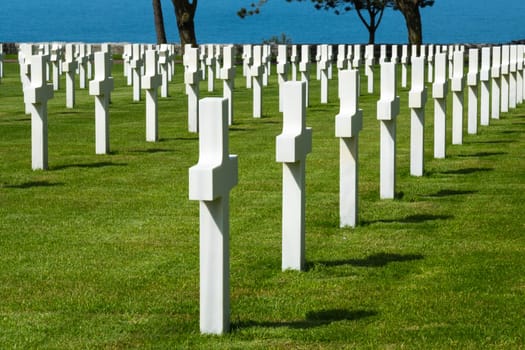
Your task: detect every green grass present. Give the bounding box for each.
[0,59,524,349]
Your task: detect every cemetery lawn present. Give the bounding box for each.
[0,58,524,349]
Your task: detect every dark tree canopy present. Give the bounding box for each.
[238,0,434,44]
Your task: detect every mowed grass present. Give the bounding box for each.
[0,55,524,349]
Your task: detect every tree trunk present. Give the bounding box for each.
[171,0,198,47]
[395,0,423,45]
[153,0,167,44]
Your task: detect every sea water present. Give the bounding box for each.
[0,0,524,44]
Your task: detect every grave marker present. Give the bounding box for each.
[142,49,162,142]
[299,45,311,107]
[77,44,88,89]
[409,56,427,177]
[50,44,62,91]
[377,62,400,199]
[335,70,362,227]
[62,44,77,108]
[158,44,170,98]
[480,47,491,126]
[451,50,465,145]
[24,54,53,170]
[427,44,434,83]
[189,97,238,335]
[277,45,290,111]
[276,81,312,271]
[401,45,408,88]
[319,44,329,103]
[516,45,523,104]
[89,50,114,154]
[262,44,271,86]
[509,45,517,109]
[220,45,236,125]
[0,43,3,79]
[432,52,448,159]
[467,49,479,134]
[291,45,299,81]
[337,44,346,71]
[352,45,361,69]
[206,44,215,92]
[184,46,200,132]
[500,45,510,113]
[491,46,501,119]
[130,44,143,101]
[365,44,374,93]
[251,45,264,118]
[242,45,252,88]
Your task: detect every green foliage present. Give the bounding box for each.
[0,57,523,348]
[262,33,293,45]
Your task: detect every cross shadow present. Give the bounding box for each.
[361,214,453,226]
[441,167,493,175]
[308,253,424,269]
[469,140,516,144]
[5,181,64,189]
[130,148,172,154]
[233,309,377,330]
[52,161,127,170]
[456,152,506,158]
[428,189,478,197]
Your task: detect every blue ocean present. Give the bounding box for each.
[1,0,524,44]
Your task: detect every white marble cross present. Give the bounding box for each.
[516,45,524,104]
[379,45,387,65]
[319,44,329,103]
[427,44,435,83]
[214,44,222,79]
[365,44,375,93]
[189,97,238,335]
[158,44,170,98]
[89,50,114,154]
[432,52,448,159]
[377,62,400,199]
[130,44,143,101]
[206,44,216,92]
[262,44,271,86]
[242,45,252,88]
[401,45,409,88]
[184,46,201,132]
[391,45,399,64]
[220,45,236,125]
[346,44,353,68]
[77,44,89,89]
[199,45,207,81]
[277,45,290,111]
[142,49,162,142]
[276,81,312,271]
[62,44,77,108]
[290,45,299,80]
[251,45,264,118]
[0,43,4,79]
[467,49,479,135]
[19,44,34,114]
[491,46,501,120]
[500,45,510,113]
[509,45,517,109]
[409,56,427,177]
[352,44,361,69]
[479,47,491,126]
[50,44,62,91]
[299,45,311,107]
[335,70,363,227]
[337,44,347,70]
[123,44,132,86]
[451,50,465,145]
[24,54,54,170]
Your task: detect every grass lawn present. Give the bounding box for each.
[0,55,524,349]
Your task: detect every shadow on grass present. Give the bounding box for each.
[361,214,453,226]
[308,253,424,269]
[456,152,507,158]
[233,309,377,330]
[440,167,494,175]
[5,181,64,189]
[52,161,127,170]
[428,189,478,197]
[130,148,172,154]
[469,140,516,144]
